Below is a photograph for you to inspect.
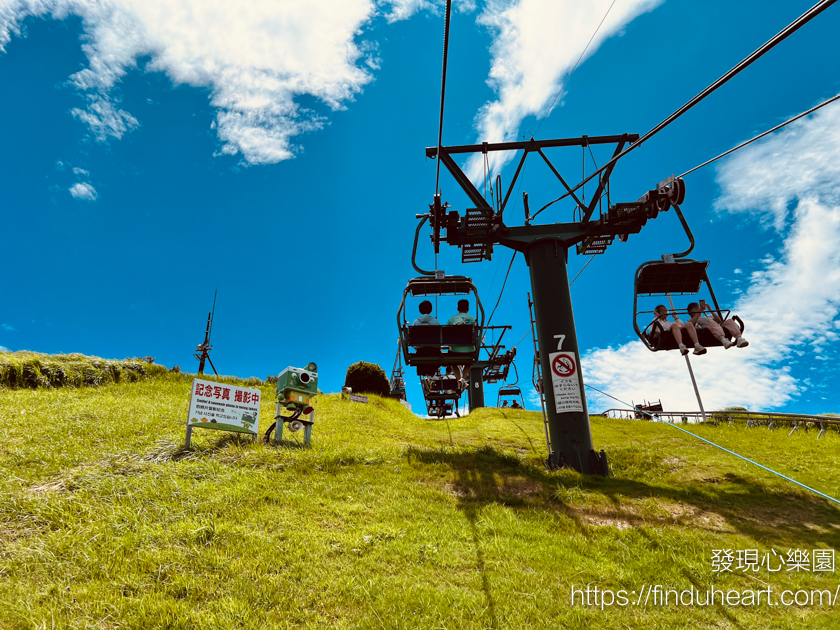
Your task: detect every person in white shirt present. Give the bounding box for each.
[686,300,748,349]
[652,305,706,356]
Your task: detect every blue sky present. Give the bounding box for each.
[2,0,839,415]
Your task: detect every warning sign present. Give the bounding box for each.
[548,351,583,413]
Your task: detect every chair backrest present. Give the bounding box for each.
[407,325,476,347]
[636,260,709,296]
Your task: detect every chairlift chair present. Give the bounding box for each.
[497,385,525,409]
[633,258,745,352]
[397,275,486,376]
[633,399,663,419]
[421,370,462,418]
[631,179,744,352]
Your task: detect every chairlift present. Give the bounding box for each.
[389,341,407,400]
[633,399,663,419]
[632,178,744,351]
[497,385,525,409]
[421,369,463,418]
[397,274,486,377]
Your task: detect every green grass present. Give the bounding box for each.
[1,372,839,628]
[0,351,168,389]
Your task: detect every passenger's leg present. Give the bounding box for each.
[671,325,684,345]
[702,319,726,341]
[684,322,701,345]
[722,319,740,339]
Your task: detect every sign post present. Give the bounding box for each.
[185,378,261,447]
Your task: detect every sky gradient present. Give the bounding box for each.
[2,0,839,416]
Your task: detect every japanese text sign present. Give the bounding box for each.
[188,378,261,436]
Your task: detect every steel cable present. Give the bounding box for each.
[532,0,839,220]
[679,92,840,177]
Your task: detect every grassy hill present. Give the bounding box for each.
[1,369,839,629]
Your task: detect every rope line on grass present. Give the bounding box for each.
[584,383,840,507]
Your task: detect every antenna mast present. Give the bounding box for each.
[194,290,219,376]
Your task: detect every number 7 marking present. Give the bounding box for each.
[554,334,566,350]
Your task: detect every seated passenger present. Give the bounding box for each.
[651,304,706,356]
[510,400,523,410]
[413,300,440,325]
[687,300,748,349]
[447,299,477,383]
[413,300,441,376]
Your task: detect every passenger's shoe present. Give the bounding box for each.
[693,345,707,355]
[721,338,734,349]
[736,337,749,348]
[679,344,689,356]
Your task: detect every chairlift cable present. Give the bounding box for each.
[510,251,598,352]
[584,383,840,507]
[532,0,839,220]
[679,92,840,177]
[434,0,453,196]
[484,161,528,320]
[485,251,517,328]
[533,0,617,138]
[569,253,597,286]
[512,323,534,352]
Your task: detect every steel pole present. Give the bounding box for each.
[468,366,485,410]
[683,355,708,423]
[526,238,604,475]
[665,293,708,422]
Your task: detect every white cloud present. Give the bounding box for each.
[714,98,840,230]
[69,181,98,200]
[381,0,438,23]
[72,166,89,176]
[465,0,663,182]
[0,0,427,164]
[583,101,840,413]
[380,0,475,23]
[70,95,139,141]
[0,345,9,351]
[1,323,15,331]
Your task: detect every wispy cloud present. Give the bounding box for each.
[0,0,431,164]
[72,166,89,176]
[466,0,663,182]
[69,181,98,200]
[583,100,840,413]
[714,96,840,230]
[380,0,475,23]
[1,323,15,331]
[0,345,9,352]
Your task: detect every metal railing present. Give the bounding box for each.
[599,408,840,439]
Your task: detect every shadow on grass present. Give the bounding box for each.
[146,432,261,462]
[405,445,840,550]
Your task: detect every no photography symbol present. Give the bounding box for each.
[552,354,575,378]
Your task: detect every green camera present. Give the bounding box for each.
[276,362,318,409]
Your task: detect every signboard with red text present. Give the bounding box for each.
[548,351,584,413]
[187,378,261,436]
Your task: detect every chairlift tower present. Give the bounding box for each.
[427,134,681,475]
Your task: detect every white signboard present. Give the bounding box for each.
[548,351,584,413]
[187,378,261,436]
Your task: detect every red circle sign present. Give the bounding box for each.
[552,354,576,378]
